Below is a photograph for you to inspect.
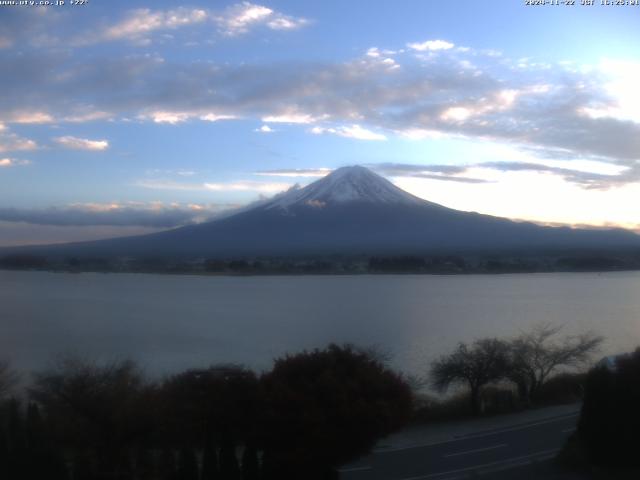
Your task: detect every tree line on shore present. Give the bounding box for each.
[3,252,640,275]
[0,345,412,480]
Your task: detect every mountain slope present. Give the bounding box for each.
[5,166,640,259]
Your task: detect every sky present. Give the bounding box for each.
[1,0,640,246]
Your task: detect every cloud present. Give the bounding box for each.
[54,136,109,151]
[10,111,54,124]
[0,3,307,52]
[267,16,308,31]
[217,2,274,35]
[203,181,292,193]
[578,59,640,124]
[262,112,319,124]
[0,222,167,247]
[149,111,191,124]
[145,168,198,177]
[0,9,65,50]
[337,125,387,141]
[255,124,275,133]
[407,40,455,52]
[0,158,31,168]
[216,2,308,36]
[440,107,473,123]
[2,40,640,188]
[370,161,636,190]
[71,3,308,46]
[136,179,292,193]
[311,125,387,141]
[0,202,237,228]
[477,161,637,190]
[405,173,489,184]
[255,168,332,177]
[137,111,238,124]
[255,164,487,184]
[101,7,209,43]
[200,113,237,122]
[134,180,210,191]
[371,163,469,176]
[0,128,38,153]
[62,111,113,123]
[369,162,489,184]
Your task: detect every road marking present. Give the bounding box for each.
[397,448,560,480]
[453,413,579,441]
[443,443,507,458]
[378,412,578,453]
[562,428,575,433]
[338,466,372,473]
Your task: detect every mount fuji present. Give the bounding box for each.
[7,166,640,259]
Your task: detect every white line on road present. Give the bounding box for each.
[397,448,560,480]
[562,428,576,433]
[443,443,507,458]
[378,413,578,453]
[454,414,579,442]
[338,466,372,473]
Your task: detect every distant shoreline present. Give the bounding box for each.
[2,265,640,277]
[2,250,640,277]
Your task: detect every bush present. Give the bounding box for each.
[260,344,413,478]
[533,372,585,406]
[480,386,517,414]
[159,365,261,448]
[412,392,474,423]
[413,386,518,423]
[578,348,640,467]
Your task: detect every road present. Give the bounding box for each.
[339,411,579,480]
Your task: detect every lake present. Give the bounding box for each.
[1,270,639,377]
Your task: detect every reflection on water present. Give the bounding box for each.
[1,270,639,376]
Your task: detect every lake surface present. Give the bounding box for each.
[2,270,639,377]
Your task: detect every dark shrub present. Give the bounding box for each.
[260,344,413,478]
[159,365,261,448]
[533,372,585,406]
[578,349,640,467]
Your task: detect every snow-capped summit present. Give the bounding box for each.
[265,165,425,210]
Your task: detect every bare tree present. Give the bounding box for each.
[0,360,19,398]
[30,355,154,477]
[430,339,509,415]
[506,324,603,405]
